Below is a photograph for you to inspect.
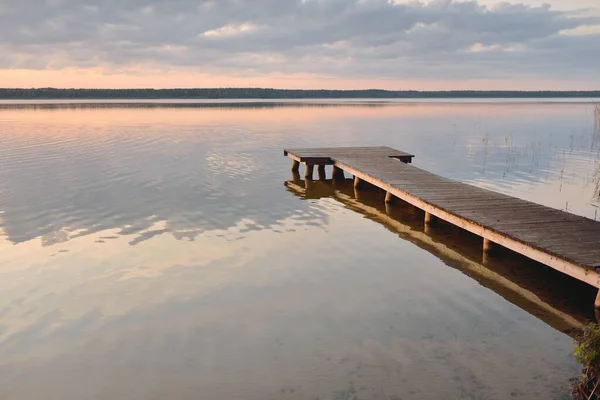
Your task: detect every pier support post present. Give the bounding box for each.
[385,192,395,204]
[332,166,345,181]
[291,160,300,172]
[385,203,393,215]
[304,178,315,191]
[483,238,497,255]
[354,176,364,189]
[304,164,314,180]
[292,171,301,184]
[318,165,326,181]
[424,212,438,226]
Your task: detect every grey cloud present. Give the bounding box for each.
[0,0,598,81]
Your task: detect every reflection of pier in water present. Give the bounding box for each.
[285,176,597,336]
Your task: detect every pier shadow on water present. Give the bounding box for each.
[285,174,598,337]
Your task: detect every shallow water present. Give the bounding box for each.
[0,100,599,400]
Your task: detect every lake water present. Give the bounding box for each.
[1,100,599,400]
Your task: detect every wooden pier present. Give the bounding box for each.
[284,146,600,308]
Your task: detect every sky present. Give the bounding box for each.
[0,0,599,90]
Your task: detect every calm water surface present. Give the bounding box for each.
[1,101,599,400]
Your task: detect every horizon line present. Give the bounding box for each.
[3,87,600,92]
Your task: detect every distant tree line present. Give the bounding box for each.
[1,88,599,99]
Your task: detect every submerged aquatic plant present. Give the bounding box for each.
[574,323,600,399]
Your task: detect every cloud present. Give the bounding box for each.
[0,0,598,82]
